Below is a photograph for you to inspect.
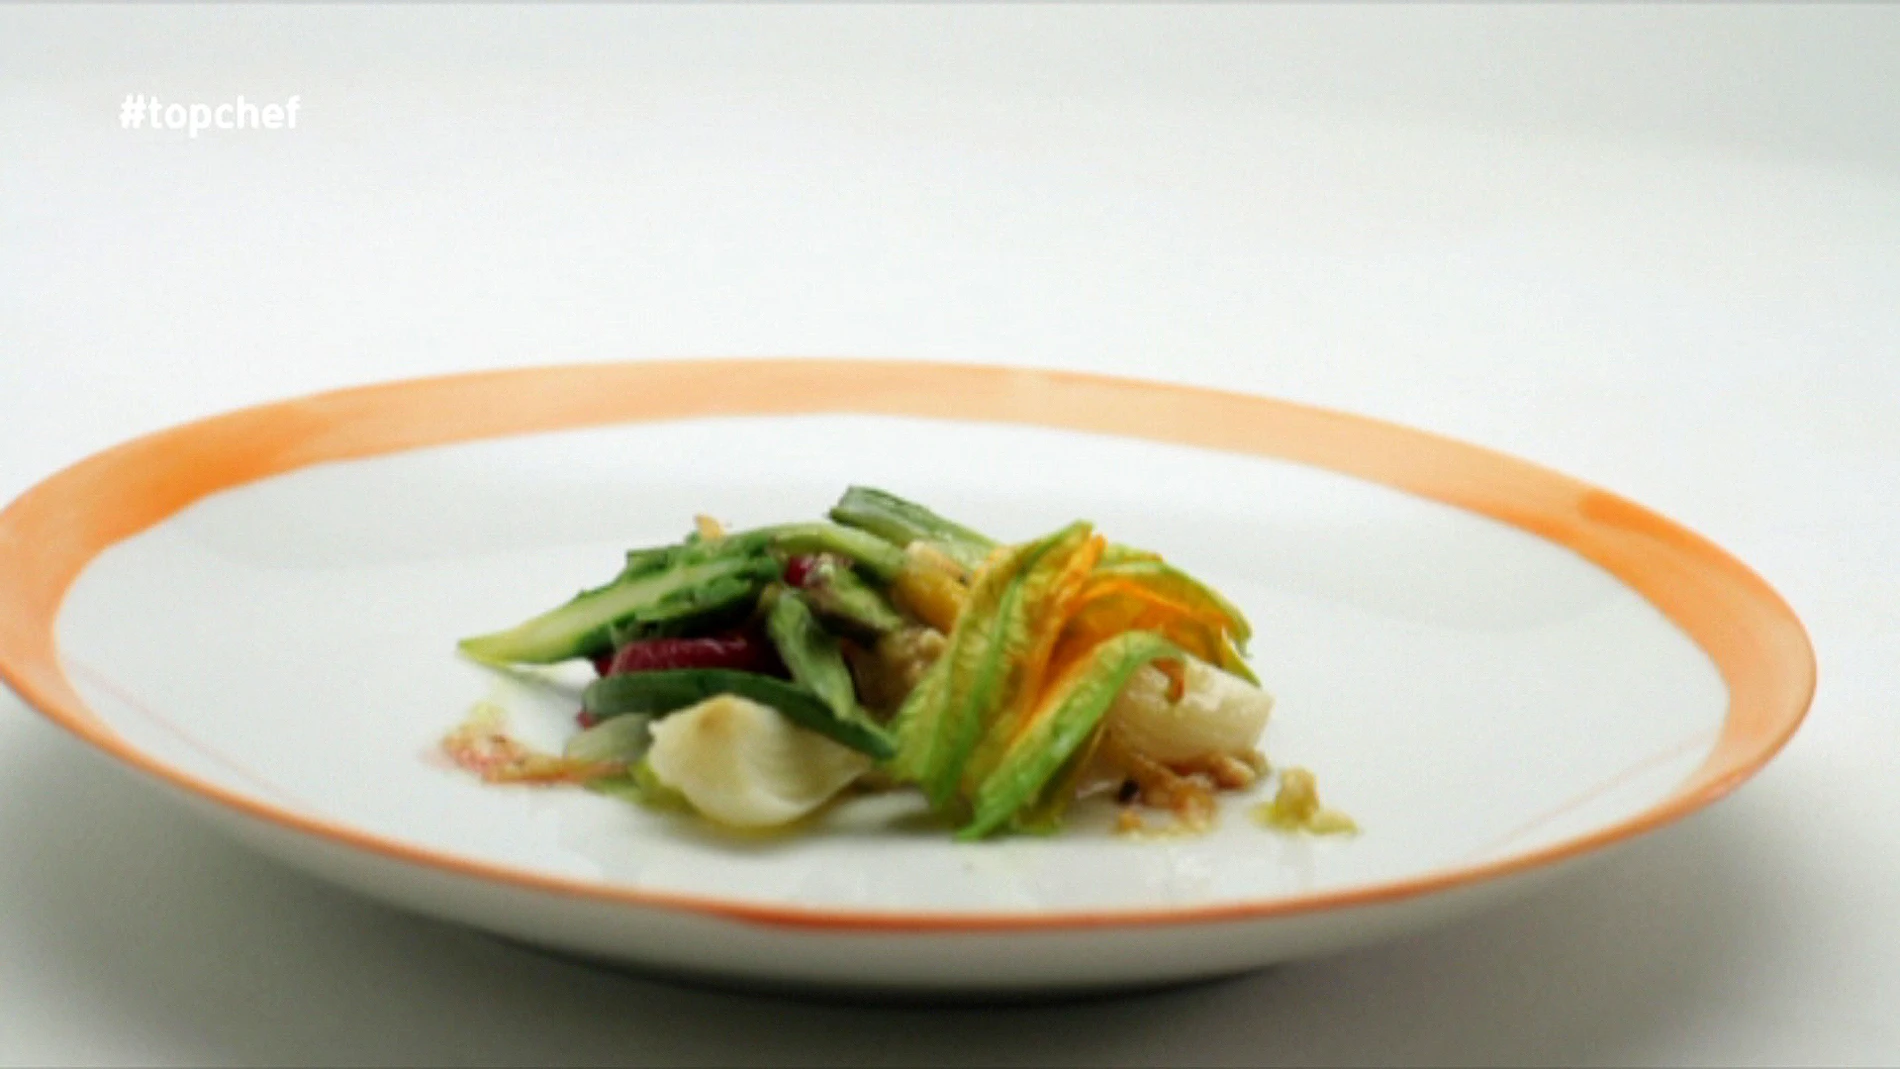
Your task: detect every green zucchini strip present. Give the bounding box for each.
[829,486,998,573]
[583,668,896,760]
[960,631,1182,839]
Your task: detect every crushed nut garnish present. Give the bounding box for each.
[1254,766,1357,835]
[441,702,621,785]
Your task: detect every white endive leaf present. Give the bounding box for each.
[646,694,872,828]
[1106,657,1273,764]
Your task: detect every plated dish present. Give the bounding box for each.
[0,360,1814,993]
[446,485,1347,841]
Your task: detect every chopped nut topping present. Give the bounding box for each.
[1254,766,1356,835]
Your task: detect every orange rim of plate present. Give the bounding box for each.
[0,360,1816,932]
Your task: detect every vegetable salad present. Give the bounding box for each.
[448,487,1334,838]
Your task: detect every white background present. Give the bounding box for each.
[2,3,1897,1064]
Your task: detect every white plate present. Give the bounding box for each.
[0,360,1813,995]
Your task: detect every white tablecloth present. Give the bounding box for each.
[3,5,1896,1064]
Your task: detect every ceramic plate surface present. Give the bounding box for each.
[0,361,1813,994]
